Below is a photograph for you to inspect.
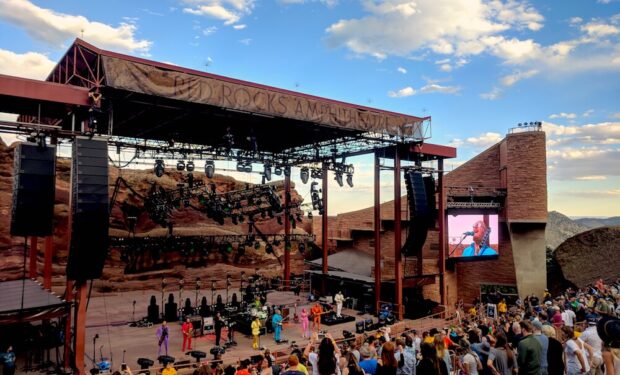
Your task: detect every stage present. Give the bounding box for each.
[83,289,377,372]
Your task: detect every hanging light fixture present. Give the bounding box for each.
[334,171,344,187]
[186,160,195,172]
[154,160,165,177]
[176,160,186,171]
[300,167,309,184]
[205,160,215,178]
[264,164,272,181]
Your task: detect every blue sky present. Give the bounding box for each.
[0,0,619,216]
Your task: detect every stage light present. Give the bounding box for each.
[264,164,272,181]
[300,167,309,184]
[238,245,245,256]
[265,244,274,254]
[205,160,215,178]
[307,211,313,219]
[254,241,261,250]
[273,239,281,246]
[284,166,291,177]
[236,162,245,172]
[186,160,195,172]
[177,160,186,171]
[285,241,292,251]
[298,242,305,253]
[274,166,282,176]
[346,173,353,188]
[335,172,344,187]
[244,163,253,173]
[154,160,165,177]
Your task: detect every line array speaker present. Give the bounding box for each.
[401,170,433,256]
[66,138,109,281]
[10,142,56,237]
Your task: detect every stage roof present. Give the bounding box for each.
[307,249,374,277]
[0,279,69,325]
[43,39,430,153]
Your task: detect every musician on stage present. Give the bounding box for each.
[272,309,283,343]
[214,312,225,346]
[334,291,345,318]
[300,308,310,339]
[311,302,322,332]
[156,321,169,356]
[251,315,262,349]
[181,317,193,352]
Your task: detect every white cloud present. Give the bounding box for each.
[388,86,416,97]
[0,48,56,79]
[500,69,539,86]
[397,66,407,74]
[569,17,583,25]
[549,112,577,120]
[233,24,246,30]
[480,87,502,100]
[182,0,255,25]
[575,176,607,180]
[611,112,620,119]
[581,21,620,38]
[464,132,503,147]
[419,83,461,94]
[239,38,252,45]
[203,26,218,36]
[0,0,151,53]
[597,0,612,4]
[582,109,594,117]
[278,0,338,6]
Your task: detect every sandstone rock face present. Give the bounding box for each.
[0,139,308,292]
[554,226,620,288]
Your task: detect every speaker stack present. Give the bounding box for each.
[10,142,56,237]
[66,138,110,282]
[401,170,435,256]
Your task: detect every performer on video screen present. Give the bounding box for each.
[462,220,498,256]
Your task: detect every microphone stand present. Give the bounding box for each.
[449,234,469,257]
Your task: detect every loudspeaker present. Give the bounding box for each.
[10,142,56,237]
[66,138,109,281]
[402,171,430,256]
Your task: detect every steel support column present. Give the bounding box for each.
[29,237,38,279]
[321,163,329,294]
[44,237,53,290]
[284,173,291,289]
[394,146,403,320]
[74,283,88,374]
[374,152,381,312]
[438,159,446,305]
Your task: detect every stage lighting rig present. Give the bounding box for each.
[346,165,354,188]
[300,167,309,184]
[205,160,215,178]
[186,160,195,172]
[334,171,344,187]
[176,160,185,171]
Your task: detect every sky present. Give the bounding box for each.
[0,0,618,217]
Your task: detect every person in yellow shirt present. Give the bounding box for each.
[251,316,262,350]
[162,362,177,375]
[468,306,477,316]
[498,299,507,316]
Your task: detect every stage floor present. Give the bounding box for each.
[84,289,375,373]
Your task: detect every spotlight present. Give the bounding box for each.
[244,163,253,173]
[236,162,245,172]
[264,164,272,181]
[346,173,353,188]
[284,166,291,177]
[300,167,309,184]
[176,160,185,171]
[273,239,281,246]
[307,211,313,219]
[186,160,195,172]
[265,244,274,254]
[205,160,215,178]
[335,172,344,187]
[274,166,282,176]
[154,160,165,177]
[254,241,261,250]
[298,242,305,253]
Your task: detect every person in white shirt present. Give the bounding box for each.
[562,308,577,328]
[334,291,345,318]
[580,319,603,375]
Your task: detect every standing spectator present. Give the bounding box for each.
[563,326,594,375]
[434,335,452,375]
[551,307,563,328]
[281,355,305,375]
[342,352,364,375]
[580,318,603,375]
[459,343,481,375]
[416,342,448,375]
[487,334,516,375]
[304,332,341,375]
[359,343,378,375]
[541,325,564,375]
[532,320,549,375]
[395,336,416,375]
[377,342,398,375]
[162,362,177,375]
[562,306,577,328]
[517,320,542,375]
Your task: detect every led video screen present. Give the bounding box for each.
[448,214,499,258]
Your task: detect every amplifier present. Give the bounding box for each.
[189,315,204,337]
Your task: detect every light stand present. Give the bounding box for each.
[179,279,185,311]
[132,300,136,324]
[161,278,167,320]
[240,271,246,302]
[195,277,202,310]
[211,280,216,309]
[226,274,232,306]
[92,334,99,370]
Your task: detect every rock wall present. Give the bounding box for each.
[554,226,620,288]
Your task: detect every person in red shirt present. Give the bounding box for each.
[551,306,564,328]
[182,318,193,352]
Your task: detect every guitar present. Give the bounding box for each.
[158,327,168,346]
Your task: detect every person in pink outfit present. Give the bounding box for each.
[300,308,310,338]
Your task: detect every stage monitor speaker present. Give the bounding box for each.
[10,142,56,237]
[402,170,430,256]
[66,138,110,281]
